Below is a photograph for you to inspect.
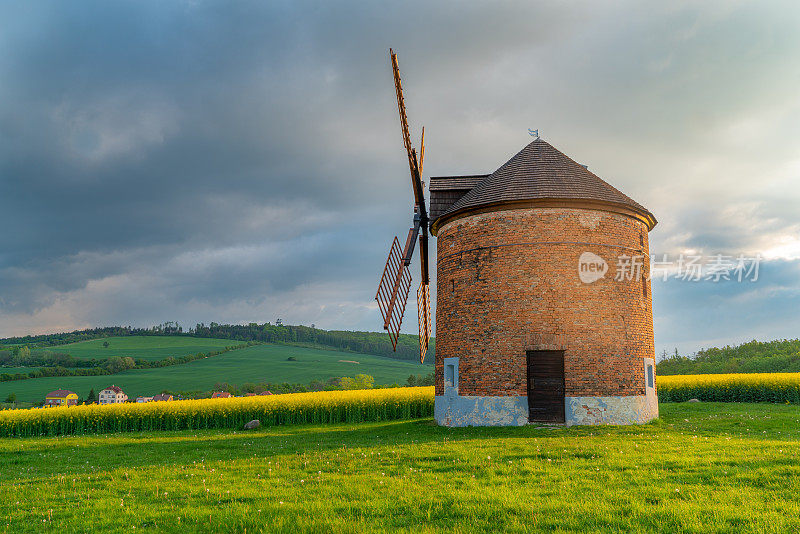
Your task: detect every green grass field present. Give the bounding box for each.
[0,402,797,533]
[44,336,237,361]
[0,344,432,403]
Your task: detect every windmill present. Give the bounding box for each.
[375,49,431,364]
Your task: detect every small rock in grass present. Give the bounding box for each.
[687,399,700,403]
[244,420,261,430]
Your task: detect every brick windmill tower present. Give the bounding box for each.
[377,51,659,426]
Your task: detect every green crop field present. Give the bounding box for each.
[0,344,432,403]
[44,336,237,361]
[0,402,798,533]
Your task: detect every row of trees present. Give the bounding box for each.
[0,343,255,383]
[0,346,91,368]
[657,339,800,375]
[406,372,435,386]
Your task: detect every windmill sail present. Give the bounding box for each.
[376,237,413,349]
[376,48,431,363]
[417,281,431,362]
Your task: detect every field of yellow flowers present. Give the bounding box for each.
[0,386,434,437]
[3,373,798,438]
[658,372,800,403]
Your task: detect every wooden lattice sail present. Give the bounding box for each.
[375,49,431,363]
[417,281,431,363]
[376,237,412,349]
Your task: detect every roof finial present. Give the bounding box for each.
[528,128,539,139]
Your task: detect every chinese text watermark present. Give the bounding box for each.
[579,253,761,283]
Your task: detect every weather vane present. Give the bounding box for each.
[528,128,539,138]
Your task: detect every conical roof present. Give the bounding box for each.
[434,138,656,231]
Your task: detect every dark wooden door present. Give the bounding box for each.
[527,350,565,423]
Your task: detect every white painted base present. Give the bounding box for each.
[434,391,659,427]
[434,394,528,427]
[564,393,658,426]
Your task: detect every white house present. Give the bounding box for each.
[99,385,128,404]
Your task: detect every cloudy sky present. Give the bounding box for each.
[1,1,799,355]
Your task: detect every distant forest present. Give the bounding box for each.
[0,322,435,363]
[657,339,800,375]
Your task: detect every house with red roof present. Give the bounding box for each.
[99,385,128,404]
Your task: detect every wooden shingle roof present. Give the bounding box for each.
[429,175,488,191]
[432,138,656,232]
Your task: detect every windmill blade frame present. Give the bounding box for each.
[375,237,413,349]
[417,281,431,363]
[375,48,431,362]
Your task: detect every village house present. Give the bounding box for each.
[99,385,128,404]
[44,389,79,407]
[136,396,153,403]
[152,393,173,402]
[211,391,232,398]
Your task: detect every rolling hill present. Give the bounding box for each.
[0,342,432,403]
[45,336,236,361]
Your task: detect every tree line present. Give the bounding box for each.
[657,338,800,375]
[0,343,256,383]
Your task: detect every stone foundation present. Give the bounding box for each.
[434,395,528,427]
[565,393,658,426]
[434,391,658,427]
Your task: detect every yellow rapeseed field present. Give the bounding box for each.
[658,372,800,403]
[0,386,435,437]
[3,373,797,438]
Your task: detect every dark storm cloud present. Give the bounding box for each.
[1,1,799,352]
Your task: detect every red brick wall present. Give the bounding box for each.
[434,207,655,398]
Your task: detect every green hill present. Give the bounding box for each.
[658,338,800,375]
[50,336,235,361]
[0,322,436,363]
[0,343,432,403]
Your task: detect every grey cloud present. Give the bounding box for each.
[1,1,799,353]
[653,259,800,355]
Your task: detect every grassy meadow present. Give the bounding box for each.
[0,402,798,533]
[0,343,432,403]
[47,336,237,361]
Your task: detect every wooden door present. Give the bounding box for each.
[527,350,565,423]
